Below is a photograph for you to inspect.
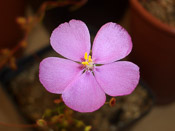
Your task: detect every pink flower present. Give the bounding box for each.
[39,20,140,113]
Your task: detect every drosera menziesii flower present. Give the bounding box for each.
[39,19,140,113]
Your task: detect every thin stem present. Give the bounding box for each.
[0,121,37,128]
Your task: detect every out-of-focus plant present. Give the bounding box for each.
[36,97,93,130]
[0,96,116,130]
[0,0,87,70]
[37,97,119,130]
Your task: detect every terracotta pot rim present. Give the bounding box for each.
[130,0,175,36]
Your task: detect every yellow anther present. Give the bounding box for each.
[88,55,92,62]
[84,52,88,60]
[82,61,89,65]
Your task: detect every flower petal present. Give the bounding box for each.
[94,61,140,96]
[39,57,83,94]
[92,22,132,64]
[50,19,91,62]
[62,72,106,113]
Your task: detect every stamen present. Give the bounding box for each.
[88,56,92,62]
[82,61,89,65]
[84,52,88,60]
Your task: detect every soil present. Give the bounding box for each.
[140,0,175,27]
[6,50,154,131]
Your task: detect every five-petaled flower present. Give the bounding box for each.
[39,19,140,113]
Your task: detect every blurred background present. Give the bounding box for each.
[0,0,175,131]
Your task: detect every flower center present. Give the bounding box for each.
[81,52,94,70]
